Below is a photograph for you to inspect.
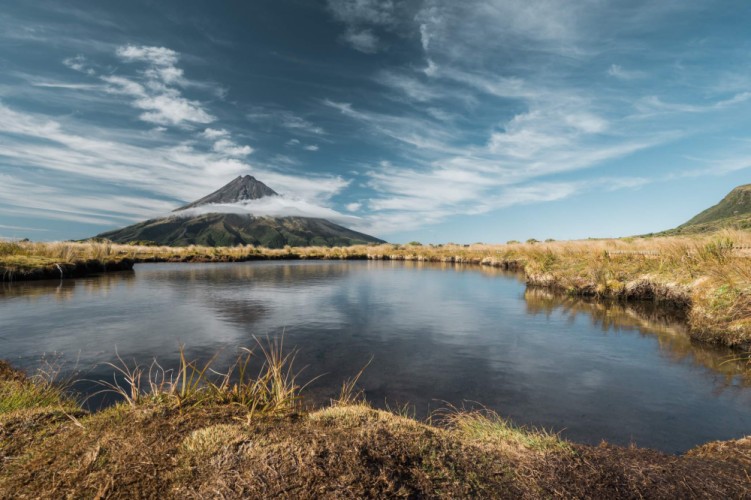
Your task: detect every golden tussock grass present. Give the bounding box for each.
[1,351,751,498]
[89,337,307,417]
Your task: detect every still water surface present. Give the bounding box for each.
[2,260,750,453]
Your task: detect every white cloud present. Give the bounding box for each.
[315,0,723,236]
[32,81,102,90]
[116,45,179,68]
[97,45,216,127]
[285,139,319,151]
[342,28,380,54]
[346,202,362,212]
[0,174,176,225]
[376,71,439,102]
[212,138,253,157]
[438,67,530,99]
[202,128,229,139]
[422,58,438,77]
[135,92,215,126]
[177,196,359,225]
[323,99,462,155]
[488,106,608,159]
[0,224,48,232]
[636,93,751,115]
[326,84,665,235]
[281,113,325,134]
[607,64,646,80]
[248,109,325,135]
[63,54,94,75]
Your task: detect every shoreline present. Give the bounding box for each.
[1,235,750,348]
[0,258,135,282]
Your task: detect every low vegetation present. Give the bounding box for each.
[3,231,751,347]
[0,240,133,280]
[1,349,750,499]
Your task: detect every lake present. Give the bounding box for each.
[2,260,750,453]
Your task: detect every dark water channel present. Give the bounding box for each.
[1,260,750,453]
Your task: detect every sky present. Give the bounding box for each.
[1,0,751,243]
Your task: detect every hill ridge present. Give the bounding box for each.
[664,183,751,235]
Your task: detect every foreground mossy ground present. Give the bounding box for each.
[1,361,750,499]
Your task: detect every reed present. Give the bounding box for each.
[90,338,305,414]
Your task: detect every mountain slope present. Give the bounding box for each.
[96,176,384,247]
[98,213,383,248]
[665,184,751,235]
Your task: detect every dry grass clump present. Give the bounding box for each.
[441,407,571,454]
[0,241,23,257]
[92,338,306,416]
[0,360,78,416]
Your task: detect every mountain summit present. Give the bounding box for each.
[96,175,384,248]
[175,175,278,211]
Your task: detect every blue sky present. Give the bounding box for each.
[1,0,750,243]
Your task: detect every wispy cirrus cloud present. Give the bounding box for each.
[607,64,646,80]
[93,45,216,127]
[0,224,48,232]
[635,93,751,116]
[0,101,348,224]
[326,0,396,53]
[375,70,442,102]
[247,108,326,135]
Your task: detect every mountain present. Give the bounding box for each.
[175,175,278,210]
[663,184,751,235]
[96,176,384,248]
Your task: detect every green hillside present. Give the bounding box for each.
[663,184,751,235]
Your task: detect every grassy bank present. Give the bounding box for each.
[0,241,134,280]
[1,353,750,499]
[2,232,751,347]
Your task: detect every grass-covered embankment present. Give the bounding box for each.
[0,241,133,281]
[1,352,750,499]
[2,232,751,347]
